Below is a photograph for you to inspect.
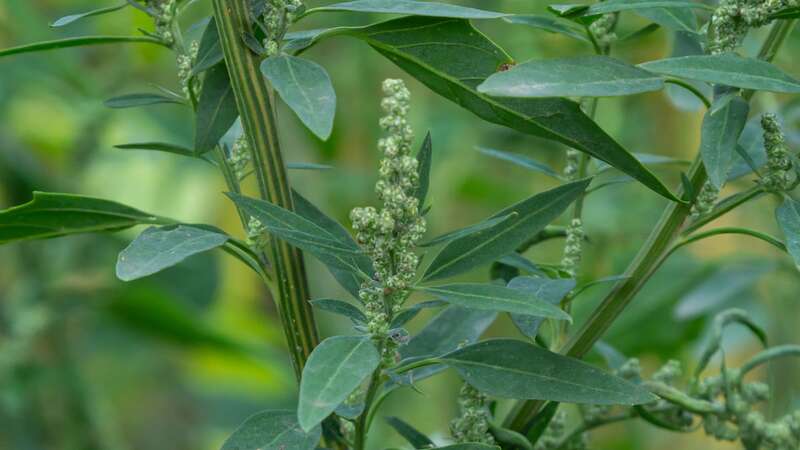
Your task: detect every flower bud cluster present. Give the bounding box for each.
[561,218,584,278]
[691,181,720,218]
[177,40,200,98]
[350,79,425,364]
[261,0,305,56]
[563,148,581,180]
[147,0,177,47]
[450,383,495,445]
[246,217,269,252]
[709,0,798,54]
[589,13,618,49]
[228,134,252,182]
[760,113,796,192]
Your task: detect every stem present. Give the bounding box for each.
[504,19,797,434]
[667,227,787,260]
[664,79,712,109]
[211,0,319,377]
[355,369,382,450]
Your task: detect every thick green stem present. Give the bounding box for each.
[211,0,319,377]
[505,19,797,434]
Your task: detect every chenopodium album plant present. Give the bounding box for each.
[2,0,800,449]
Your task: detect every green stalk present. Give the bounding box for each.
[211,0,319,377]
[504,19,797,434]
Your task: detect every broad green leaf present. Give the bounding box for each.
[115,142,196,158]
[0,192,166,244]
[503,15,590,43]
[385,417,435,449]
[305,0,508,19]
[298,335,379,431]
[309,298,367,324]
[192,17,223,75]
[635,5,697,33]
[390,300,446,328]
[729,116,768,180]
[414,132,433,207]
[439,339,657,404]
[221,410,320,450]
[287,162,334,170]
[116,225,229,281]
[700,95,749,188]
[421,213,517,248]
[507,276,576,338]
[664,31,710,112]
[423,179,590,281]
[477,147,562,179]
[417,283,571,321]
[479,56,665,98]
[227,193,371,277]
[195,63,238,153]
[344,16,677,201]
[50,3,128,27]
[776,198,800,268]
[639,54,800,93]
[291,191,375,297]
[261,55,336,140]
[496,253,545,276]
[579,0,713,16]
[0,36,165,58]
[104,93,184,108]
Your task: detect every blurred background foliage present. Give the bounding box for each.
[1,1,799,449]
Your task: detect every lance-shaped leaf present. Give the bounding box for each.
[640,54,800,93]
[390,300,446,328]
[421,213,517,248]
[309,298,367,324]
[423,179,590,281]
[777,198,800,268]
[560,0,713,17]
[195,63,238,153]
[221,410,320,450]
[261,55,336,140]
[439,339,657,404]
[287,162,334,170]
[414,132,433,206]
[50,2,128,28]
[227,193,371,277]
[104,93,184,109]
[503,15,590,43]
[479,56,665,98]
[507,276,576,338]
[115,142,197,158]
[116,225,229,281]
[385,417,435,449]
[700,95,749,188]
[192,17,223,75]
[478,147,562,179]
[341,16,677,201]
[417,283,571,321]
[0,192,166,244]
[0,36,165,58]
[298,335,379,431]
[635,5,698,33]
[305,0,508,19]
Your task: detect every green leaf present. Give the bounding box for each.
[507,276,576,338]
[673,263,772,319]
[287,162,334,170]
[390,300,447,328]
[414,132,433,207]
[116,225,229,281]
[423,179,590,281]
[115,142,197,158]
[50,3,128,27]
[595,152,690,173]
[0,192,166,245]
[309,298,367,324]
[439,339,657,404]
[298,335,380,431]
[104,93,184,109]
[729,117,768,180]
[305,0,508,19]
[221,410,320,450]
[477,147,562,179]
[227,193,371,277]
[193,17,223,75]
[0,36,166,58]
[580,0,713,16]
[417,283,572,321]
[639,54,800,93]
[343,16,678,201]
[700,95,749,188]
[776,198,800,268]
[421,213,517,248]
[385,416,435,449]
[261,55,336,140]
[195,63,239,153]
[478,56,665,98]
[503,15,590,43]
[635,5,697,33]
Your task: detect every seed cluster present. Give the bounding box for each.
[760,114,797,192]
[149,0,177,47]
[561,218,584,278]
[261,0,305,56]
[589,13,618,49]
[228,134,252,182]
[709,0,799,54]
[350,79,426,364]
[450,383,495,445]
[691,181,720,218]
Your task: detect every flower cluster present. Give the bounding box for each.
[561,218,584,278]
[709,0,798,54]
[589,13,618,49]
[228,134,252,182]
[350,79,425,364]
[176,40,199,98]
[146,0,177,47]
[246,217,269,252]
[691,181,720,218]
[261,0,305,56]
[760,114,797,192]
[450,383,495,445]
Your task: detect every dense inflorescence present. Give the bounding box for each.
[709,0,799,54]
[760,114,797,192]
[261,0,305,56]
[691,181,721,218]
[589,13,618,49]
[450,383,495,445]
[561,218,584,278]
[228,134,252,182]
[351,79,426,365]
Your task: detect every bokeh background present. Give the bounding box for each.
[1,1,799,449]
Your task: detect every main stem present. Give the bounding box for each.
[211,0,319,378]
[505,19,797,434]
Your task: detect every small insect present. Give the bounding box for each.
[497,61,517,72]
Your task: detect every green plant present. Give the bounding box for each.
[2,1,800,449]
